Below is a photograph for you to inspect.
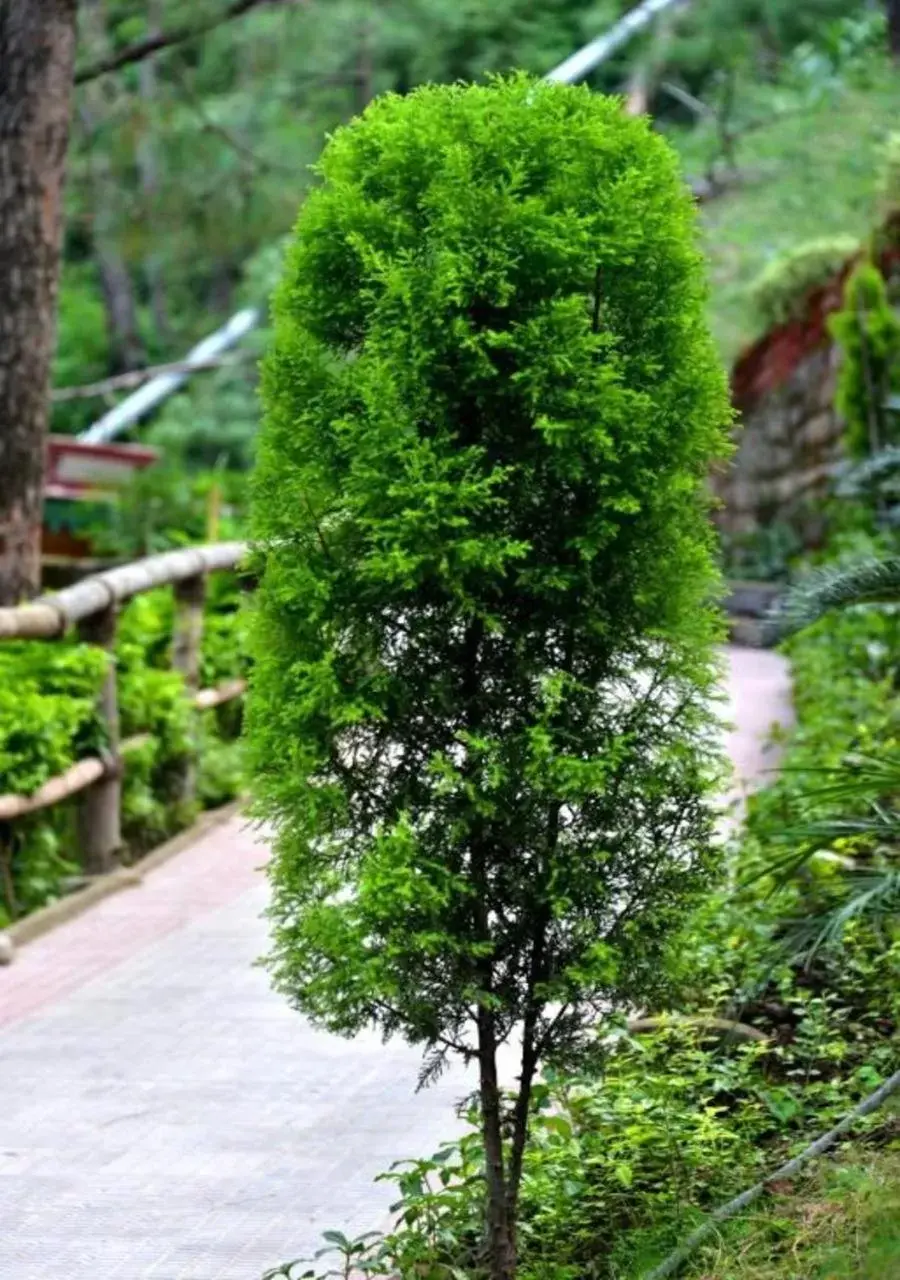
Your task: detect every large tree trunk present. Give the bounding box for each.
[887,0,900,60]
[0,0,78,604]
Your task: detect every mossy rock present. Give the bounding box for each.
[750,235,860,330]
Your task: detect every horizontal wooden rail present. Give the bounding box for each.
[195,678,247,710]
[0,674,248,823]
[0,734,152,821]
[0,544,250,897]
[0,759,107,821]
[0,541,247,640]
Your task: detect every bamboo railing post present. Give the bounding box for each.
[172,572,206,804]
[76,602,122,875]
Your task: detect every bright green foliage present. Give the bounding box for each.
[749,236,859,330]
[829,261,900,457]
[250,74,730,1272]
[877,130,900,218]
[0,584,248,925]
[0,643,108,923]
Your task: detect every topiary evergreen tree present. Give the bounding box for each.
[830,260,900,458]
[249,75,731,1280]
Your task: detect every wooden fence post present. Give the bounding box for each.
[172,572,206,804]
[76,602,121,875]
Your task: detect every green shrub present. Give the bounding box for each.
[269,1016,898,1280]
[0,643,107,923]
[0,581,249,921]
[749,236,859,330]
[250,73,731,1278]
[877,130,900,219]
[829,261,900,457]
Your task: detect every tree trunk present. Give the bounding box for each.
[80,0,146,374]
[625,7,676,117]
[887,0,900,60]
[354,21,375,116]
[95,238,146,373]
[139,0,170,343]
[478,1008,517,1280]
[0,0,78,605]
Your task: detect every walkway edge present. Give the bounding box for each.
[8,799,244,949]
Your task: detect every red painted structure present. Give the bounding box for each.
[43,437,158,565]
[731,219,900,411]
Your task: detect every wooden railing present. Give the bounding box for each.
[0,542,248,876]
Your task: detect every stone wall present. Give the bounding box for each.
[714,225,900,544]
[713,263,849,544]
[713,342,843,541]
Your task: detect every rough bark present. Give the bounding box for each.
[0,0,78,604]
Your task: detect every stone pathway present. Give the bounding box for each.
[0,646,791,1280]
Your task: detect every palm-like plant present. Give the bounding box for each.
[760,753,900,959]
[762,555,900,953]
[766,553,900,640]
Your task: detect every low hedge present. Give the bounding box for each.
[0,575,249,927]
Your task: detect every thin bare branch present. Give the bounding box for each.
[52,352,254,401]
[75,0,284,85]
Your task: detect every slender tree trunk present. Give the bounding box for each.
[139,0,170,343]
[478,1007,517,1280]
[886,0,900,60]
[506,949,546,1225]
[625,8,676,117]
[81,0,146,374]
[0,0,78,604]
[464,613,517,1280]
[95,239,146,372]
[354,20,374,115]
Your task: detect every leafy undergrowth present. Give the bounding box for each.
[669,64,900,364]
[682,1142,900,1279]
[268,534,900,1280]
[0,575,248,926]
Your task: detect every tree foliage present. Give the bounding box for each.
[249,75,730,1278]
[830,261,900,457]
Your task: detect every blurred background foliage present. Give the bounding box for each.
[55,1,900,512]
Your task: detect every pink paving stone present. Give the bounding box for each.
[0,814,263,1030]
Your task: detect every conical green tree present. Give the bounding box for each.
[249,75,731,1280]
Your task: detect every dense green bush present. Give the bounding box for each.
[0,643,108,922]
[0,582,248,924]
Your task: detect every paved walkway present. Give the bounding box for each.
[0,646,791,1280]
